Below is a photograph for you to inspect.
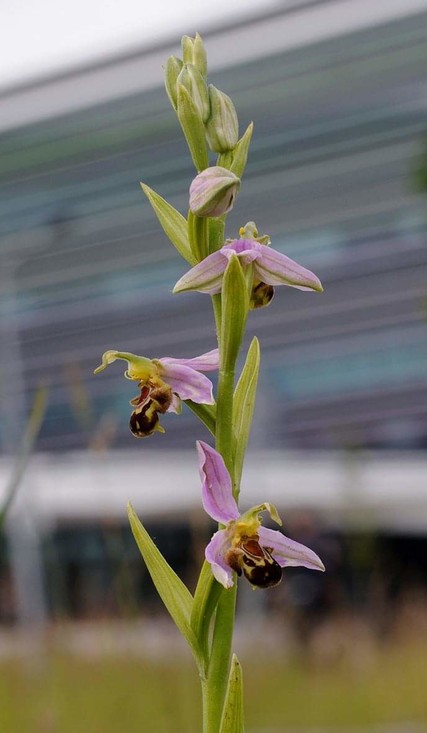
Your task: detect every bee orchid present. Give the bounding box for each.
[197,441,325,588]
[94,349,218,437]
[173,238,323,298]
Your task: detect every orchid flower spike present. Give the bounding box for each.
[94,349,219,438]
[197,441,325,588]
[173,234,323,301]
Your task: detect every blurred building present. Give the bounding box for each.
[1,2,427,624]
[0,447,426,622]
[1,1,427,454]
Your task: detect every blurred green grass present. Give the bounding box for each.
[1,634,426,733]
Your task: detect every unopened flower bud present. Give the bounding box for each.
[181,35,194,64]
[177,63,210,123]
[189,166,240,218]
[164,56,183,110]
[205,85,238,153]
[193,32,207,77]
[180,34,208,77]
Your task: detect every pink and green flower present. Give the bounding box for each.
[173,238,323,297]
[94,349,219,437]
[197,441,325,588]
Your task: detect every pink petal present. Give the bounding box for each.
[197,441,239,523]
[159,348,219,372]
[161,364,214,403]
[258,526,325,572]
[173,250,227,295]
[222,239,262,265]
[205,530,234,588]
[254,247,323,292]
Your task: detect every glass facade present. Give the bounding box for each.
[1,9,427,452]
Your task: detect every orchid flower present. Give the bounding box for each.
[197,441,325,588]
[94,349,218,437]
[173,238,323,298]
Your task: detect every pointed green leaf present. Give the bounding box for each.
[127,503,202,662]
[184,400,216,436]
[232,337,260,489]
[229,122,253,179]
[177,83,209,172]
[140,183,196,265]
[220,255,248,373]
[219,654,244,733]
[191,560,223,663]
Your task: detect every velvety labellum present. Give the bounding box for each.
[129,382,172,437]
[226,536,282,588]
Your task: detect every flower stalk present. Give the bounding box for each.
[95,32,325,733]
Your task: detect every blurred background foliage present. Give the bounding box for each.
[1,634,426,731]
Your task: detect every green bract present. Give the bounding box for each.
[232,337,260,492]
[219,655,244,733]
[140,183,196,265]
[228,122,253,178]
[220,255,248,376]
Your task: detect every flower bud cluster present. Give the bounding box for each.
[165,33,239,157]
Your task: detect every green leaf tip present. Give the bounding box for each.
[127,502,203,666]
[219,653,244,733]
[140,182,196,265]
[232,336,260,490]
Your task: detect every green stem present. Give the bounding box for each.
[209,217,225,343]
[191,561,223,668]
[215,364,235,475]
[208,217,225,255]
[212,294,222,348]
[201,220,252,731]
[189,213,210,262]
[201,584,237,733]
[204,359,236,732]
[201,274,243,730]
